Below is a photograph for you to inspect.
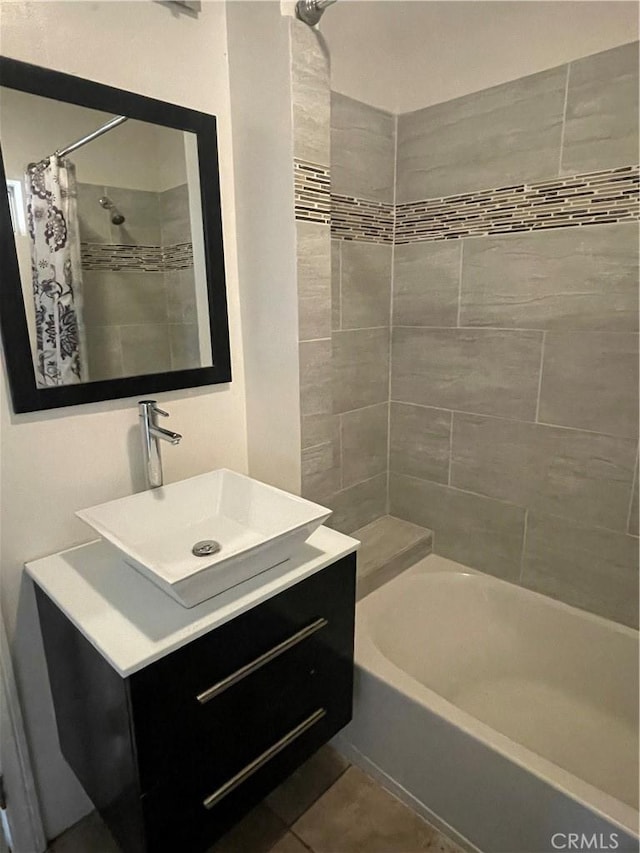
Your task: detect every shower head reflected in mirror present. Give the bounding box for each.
[295,0,337,27]
[99,195,125,225]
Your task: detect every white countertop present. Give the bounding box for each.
[26,526,359,678]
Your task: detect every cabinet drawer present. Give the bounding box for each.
[142,698,349,853]
[130,556,356,793]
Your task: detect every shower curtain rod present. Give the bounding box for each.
[30,114,128,169]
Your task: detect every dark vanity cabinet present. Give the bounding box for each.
[35,554,356,853]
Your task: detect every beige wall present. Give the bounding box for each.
[0,87,188,191]
[227,1,302,495]
[0,0,247,839]
[322,0,639,113]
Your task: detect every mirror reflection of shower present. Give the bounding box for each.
[295,0,337,27]
[99,195,125,225]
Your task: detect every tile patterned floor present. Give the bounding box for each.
[49,748,465,853]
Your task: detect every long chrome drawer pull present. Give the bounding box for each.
[202,707,327,810]
[196,617,328,705]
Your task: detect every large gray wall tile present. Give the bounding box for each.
[169,323,200,371]
[341,242,392,330]
[105,186,161,246]
[291,20,330,166]
[396,66,567,202]
[86,325,123,382]
[77,182,109,243]
[299,339,332,417]
[329,473,387,534]
[331,92,395,203]
[160,183,191,245]
[389,402,451,484]
[460,224,639,331]
[393,241,461,327]
[301,440,340,503]
[83,271,168,327]
[391,328,542,419]
[522,512,639,628]
[389,474,525,580]
[451,413,637,531]
[296,221,331,341]
[120,324,171,376]
[301,412,339,451]
[166,268,198,324]
[562,42,639,175]
[539,332,639,438]
[341,403,388,488]
[333,328,389,414]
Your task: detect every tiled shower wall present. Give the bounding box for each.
[293,25,396,534]
[293,32,639,626]
[388,41,640,627]
[77,181,199,380]
[329,93,395,532]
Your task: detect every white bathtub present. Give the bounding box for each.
[335,555,639,853]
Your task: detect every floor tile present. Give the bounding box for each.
[293,766,455,853]
[266,745,350,826]
[48,810,119,853]
[208,803,288,853]
[268,832,311,853]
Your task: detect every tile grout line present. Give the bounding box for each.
[337,400,389,416]
[456,240,464,328]
[447,411,454,487]
[387,113,399,516]
[388,398,637,441]
[299,335,332,344]
[334,325,390,333]
[518,509,529,582]
[393,468,637,539]
[338,239,343,331]
[393,325,549,332]
[625,444,639,533]
[558,62,571,177]
[333,470,387,498]
[339,413,344,491]
[534,331,546,423]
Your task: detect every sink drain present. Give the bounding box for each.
[192,540,221,557]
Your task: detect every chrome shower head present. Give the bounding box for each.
[99,196,126,226]
[295,0,336,27]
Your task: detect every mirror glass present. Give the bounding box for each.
[1,86,213,387]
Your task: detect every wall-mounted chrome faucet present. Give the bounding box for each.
[138,400,182,489]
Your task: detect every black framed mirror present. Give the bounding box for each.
[0,56,231,413]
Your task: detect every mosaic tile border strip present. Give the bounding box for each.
[395,165,639,243]
[163,242,194,270]
[81,242,193,272]
[294,158,330,225]
[331,194,394,244]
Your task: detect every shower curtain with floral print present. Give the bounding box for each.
[26,156,85,386]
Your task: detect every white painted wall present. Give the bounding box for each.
[227,1,302,495]
[0,0,248,840]
[322,0,640,113]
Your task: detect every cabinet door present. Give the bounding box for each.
[130,555,356,794]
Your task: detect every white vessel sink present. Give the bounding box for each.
[76,469,331,607]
